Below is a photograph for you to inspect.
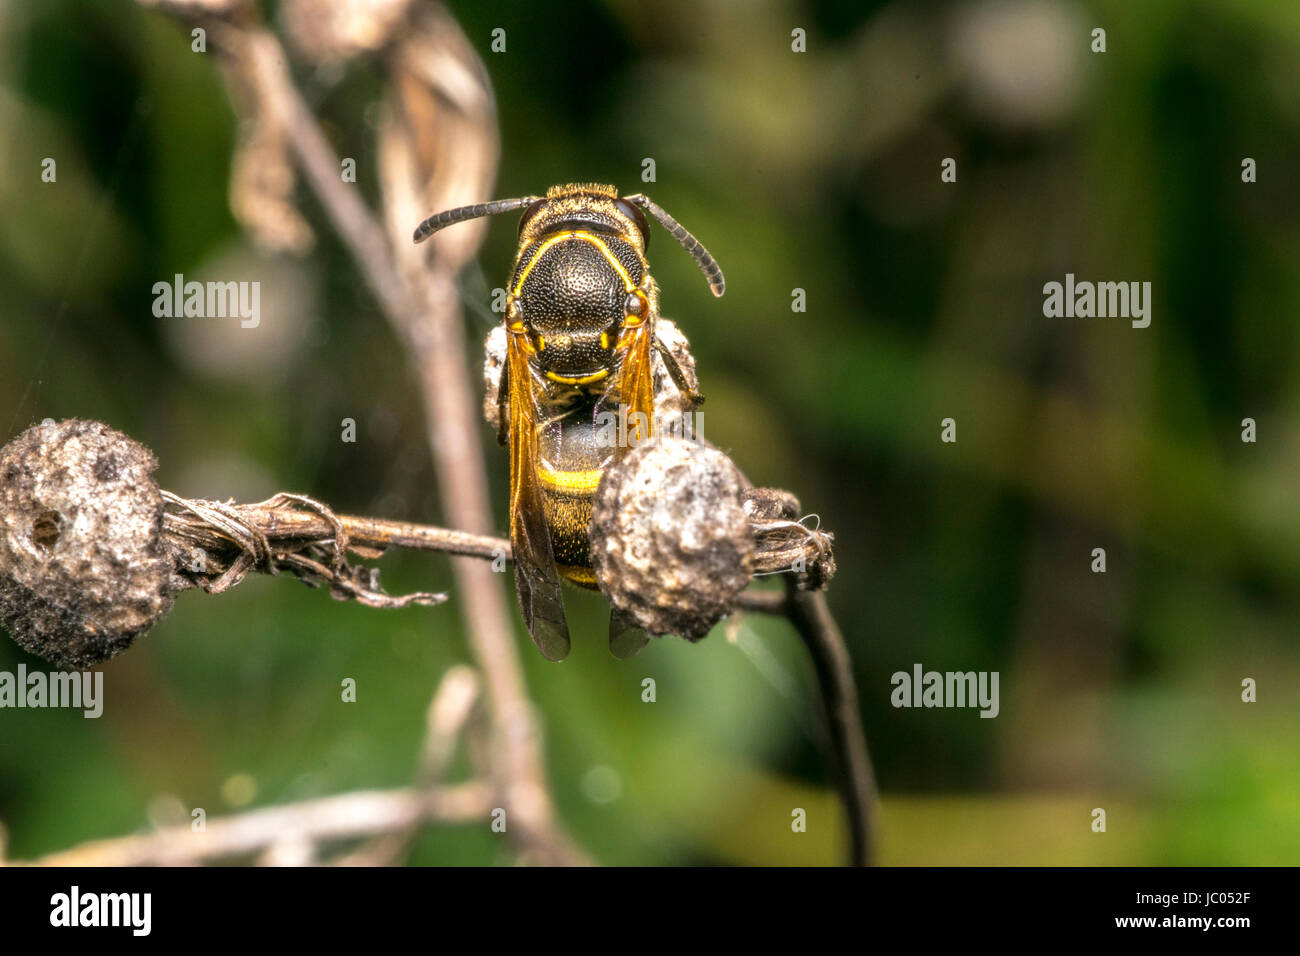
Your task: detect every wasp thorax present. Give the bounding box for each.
[513,229,645,381]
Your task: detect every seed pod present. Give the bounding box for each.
[0,419,176,667]
[590,436,753,641]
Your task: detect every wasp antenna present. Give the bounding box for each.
[624,193,725,297]
[412,196,541,244]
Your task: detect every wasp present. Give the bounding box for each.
[413,183,724,661]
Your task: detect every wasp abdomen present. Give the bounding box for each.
[536,396,611,588]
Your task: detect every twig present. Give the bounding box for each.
[732,588,791,614]
[14,782,491,867]
[784,582,877,866]
[162,489,815,616]
[163,491,448,609]
[165,492,508,563]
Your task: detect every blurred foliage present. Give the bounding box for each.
[1,0,1298,864]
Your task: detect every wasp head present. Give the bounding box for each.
[411,184,724,380]
[507,185,654,385]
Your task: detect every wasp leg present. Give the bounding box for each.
[653,336,705,408]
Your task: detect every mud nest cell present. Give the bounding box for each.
[0,419,176,667]
[590,436,754,641]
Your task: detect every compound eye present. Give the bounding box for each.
[614,198,650,248]
[517,198,547,237]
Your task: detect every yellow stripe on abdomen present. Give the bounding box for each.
[555,564,598,587]
[539,465,601,579]
[537,466,604,495]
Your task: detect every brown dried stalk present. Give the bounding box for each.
[162,490,835,602]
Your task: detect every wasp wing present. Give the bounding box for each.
[608,606,649,659]
[613,317,657,452]
[599,315,660,660]
[507,331,572,661]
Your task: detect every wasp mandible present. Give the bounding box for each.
[413,183,724,661]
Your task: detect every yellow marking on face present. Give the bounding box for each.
[513,230,637,297]
[538,467,604,494]
[544,368,609,385]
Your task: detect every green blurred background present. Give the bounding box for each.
[2,0,1298,865]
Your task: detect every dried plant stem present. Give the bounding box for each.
[163,490,812,617]
[235,502,508,560]
[187,496,825,575]
[784,583,877,866]
[241,29,417,325]
[22,782,491,867]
